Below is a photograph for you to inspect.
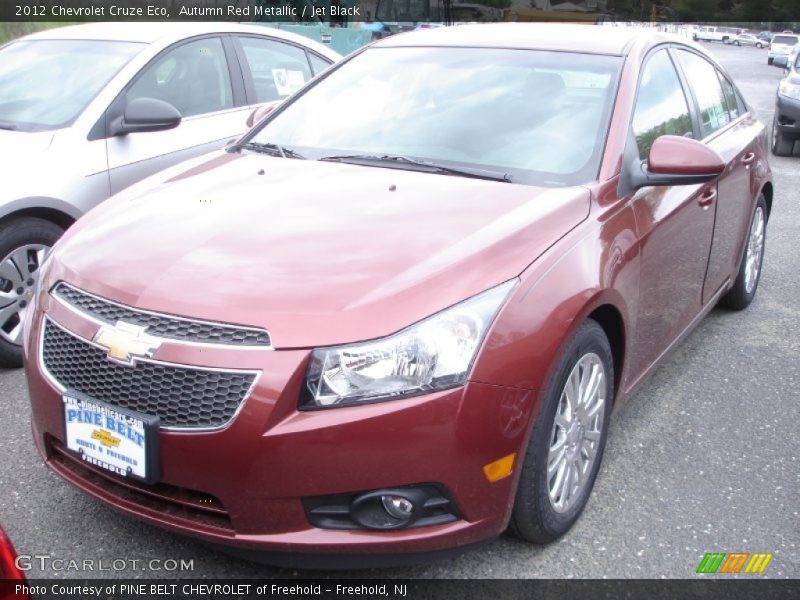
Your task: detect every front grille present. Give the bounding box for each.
[41,319,257,429]
[53,283,270,347]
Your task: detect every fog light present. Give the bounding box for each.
[381,495,414,520]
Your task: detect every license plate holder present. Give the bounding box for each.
[62,389,159,484]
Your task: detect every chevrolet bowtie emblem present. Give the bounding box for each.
[93,321,162,366]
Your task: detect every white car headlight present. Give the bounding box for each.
[779,79,800,100]
[302,280,517,408]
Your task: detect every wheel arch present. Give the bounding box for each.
[0,201,79,232]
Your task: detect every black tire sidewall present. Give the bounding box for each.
[0,217,64,366]
[510,319,614,543]
[721,196,767,310]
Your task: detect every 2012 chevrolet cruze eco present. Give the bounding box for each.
[24,25,773,566]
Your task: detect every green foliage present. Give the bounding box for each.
[0,22,62,45]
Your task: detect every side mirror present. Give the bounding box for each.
[630,135,725,190]
[111,97,181,136]
[246,100,281,129]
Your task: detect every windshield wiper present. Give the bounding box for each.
[237,141,306,160]
[319,154,512,183]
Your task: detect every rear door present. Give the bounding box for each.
[672,49,760,303]
[106,35,249,195]
[231,34,331,107]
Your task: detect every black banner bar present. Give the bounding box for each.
[1,0,799,23]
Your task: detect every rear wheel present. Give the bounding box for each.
[772,114,795,156]
[720,196,767,310]
[508,319,613,544]
[734,40,741,46]
[0,218,63,368]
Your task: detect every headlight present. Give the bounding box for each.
[302,280,517,408]
[779,79,800,100]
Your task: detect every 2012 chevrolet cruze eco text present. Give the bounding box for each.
[24,24,773,566]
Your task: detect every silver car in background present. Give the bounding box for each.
[0,23,339,366]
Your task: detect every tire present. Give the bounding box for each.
[720,195,767,311]
[734,40,740,46]
[768,57,774,65]
[757,43,763,48]
[772,114,794,156]
[0,217,64,367]
[508,319,614,544]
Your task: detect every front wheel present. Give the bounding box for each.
[508,319,614,544]
[757,43,763,48]
[720,196,767,310]
[734,40,740,46]
[0,217,63,367]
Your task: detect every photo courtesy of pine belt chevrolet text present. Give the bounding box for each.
[20,24,774,567]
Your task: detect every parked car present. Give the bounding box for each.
[694,26,730,43]
[768,33,799,65]
[757,31,773,43]
[0,23,339,367]
[733,33,766,48]
[24,24,772,565]
[0,525,27,587]
[773,46,800,155]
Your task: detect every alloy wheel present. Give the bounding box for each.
[546,352,607,513]
[0,244,50,345]
[744,206,765,294]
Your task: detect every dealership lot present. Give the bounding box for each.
[0,40,797,579]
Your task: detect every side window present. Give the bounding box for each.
[237,36,313,102]
[308,52,332,76]
[675,50,730,137]
[126,37,233,119]
[632,49,693,158]
[717,73,741,122]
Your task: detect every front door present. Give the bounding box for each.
[627,49,717,379]
[106,36,251,195]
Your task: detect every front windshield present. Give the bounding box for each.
[250,47,622,187]
[0,39,144,132]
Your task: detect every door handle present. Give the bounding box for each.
[698,188,717,208]
[741,152,756,166]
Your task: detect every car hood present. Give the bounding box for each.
[50,152,591,348]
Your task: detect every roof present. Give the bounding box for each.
[375,23,681,56]
[19,22,340,59]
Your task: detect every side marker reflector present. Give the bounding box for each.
[483,453,516,482]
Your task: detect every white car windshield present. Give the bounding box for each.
[0,39,143,132]
[250,47,622,187]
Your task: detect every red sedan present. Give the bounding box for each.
[23,24,772,565]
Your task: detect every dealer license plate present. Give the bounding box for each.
[63,390,159,483]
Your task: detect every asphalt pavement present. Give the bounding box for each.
[0,41,797,580]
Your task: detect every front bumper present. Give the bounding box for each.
[24,293,538,560]
[776,94,800,139]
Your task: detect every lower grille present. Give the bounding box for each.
[49,437,233,532]
[41,318,257,430]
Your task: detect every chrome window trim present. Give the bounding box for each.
[38,315,261,433]
[52,282,273,350]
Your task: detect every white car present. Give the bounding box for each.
[768,33,799,66]
[0,23,340,366]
